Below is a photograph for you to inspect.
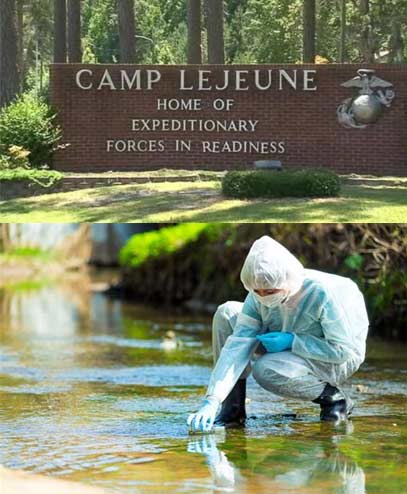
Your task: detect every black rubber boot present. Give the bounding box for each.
[312,384,353,422]
[214,379,247,427]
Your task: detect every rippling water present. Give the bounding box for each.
[0,270,406,493]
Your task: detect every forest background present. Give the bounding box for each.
[2,0,407,107]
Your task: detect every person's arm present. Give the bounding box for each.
[205,293,262,403]
[188,294,262,432]
[292,292,356,364]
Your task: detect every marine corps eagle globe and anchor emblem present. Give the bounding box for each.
[337,68,395,129]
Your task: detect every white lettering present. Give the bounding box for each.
[76,69,93,90]
[215,70,230,91]
[198,70,212,90]
[254,69,273,90]
[175,140,192,151]
[121,70,141,90]
[279,70,297,90]
[157,98,202,111]
[76,68,318,92]
[200,140,286,154]
[212,99,235,111]
[202,141,212,152]
[303,70,317,91]
[106,139,165,152]
[130,118,261,133]
[235,70,249,91]
[147,70,161,90]
[179,70,194,90]
[132,120,141,131]
[248,120,259,132]
[98,69,116,90]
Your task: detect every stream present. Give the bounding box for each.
[0,269,406,493]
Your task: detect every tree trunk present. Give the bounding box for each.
[54,0,67,62]
[16,0,24,78]
[187,0,202,64]
[118,0,136,63]
[0,0,20,108]
[303,0,316,63]
[67,0,81,62]
[388,21,404,63]
[206,0,224,63]
[339,0,346,63]
[359,0,374,62]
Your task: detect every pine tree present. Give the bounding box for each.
[187,0,202,64]
[339,0,347,62]
[54,0,67,62]
[68,0,82,62]
[303,0,315,62]
[359,0,374,62]
[0,0,20,107]
[118,0,136,63]
[206,0,224,63]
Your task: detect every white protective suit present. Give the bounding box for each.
[206,236,369,403]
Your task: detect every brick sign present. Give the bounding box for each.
[50,64,407,175]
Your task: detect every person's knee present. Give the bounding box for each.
[252,358,274,386]
[251,358,266,386]
[252,357,290,392]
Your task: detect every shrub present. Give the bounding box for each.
[0,145,31,170]
[119,223,227,268]
[0,168,63,188]
[222,169,341,199]
[0,93,62,168]
[0,154,12,169]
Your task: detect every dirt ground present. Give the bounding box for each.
[1,466,109,494]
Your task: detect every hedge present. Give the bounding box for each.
[222,169,341,199]
[0,169,63,188]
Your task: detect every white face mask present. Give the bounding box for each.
[252,291,288,308]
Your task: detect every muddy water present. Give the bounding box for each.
[0,271,406,494]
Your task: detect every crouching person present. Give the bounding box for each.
[187,236,369,433]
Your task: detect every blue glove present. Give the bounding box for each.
[256,332,294,353]
[187,396,220,433]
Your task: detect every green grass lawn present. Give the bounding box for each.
[0,180,406,222]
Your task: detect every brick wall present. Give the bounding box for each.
[50,64,407,175]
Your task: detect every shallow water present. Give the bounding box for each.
[0,270,406,493]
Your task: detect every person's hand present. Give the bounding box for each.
[256,332,294,353]
[187,396,220,433]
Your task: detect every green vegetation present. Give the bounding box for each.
[0,168,63,188]
[0,93,61,168]
[0,278,53,292]
[82,0,188,64]
[62,169,225,180]
[119,223,407,340]
[17,0,407,88]
[222,169,341,199]
[0,246,56,262]
[0,180,405,222]
[120,223,222,267]
[0,145,31,169]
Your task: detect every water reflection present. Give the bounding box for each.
[188,433,237,492]
[187,428,366,494]
[0,273,406,494]
[1,275,120,338]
